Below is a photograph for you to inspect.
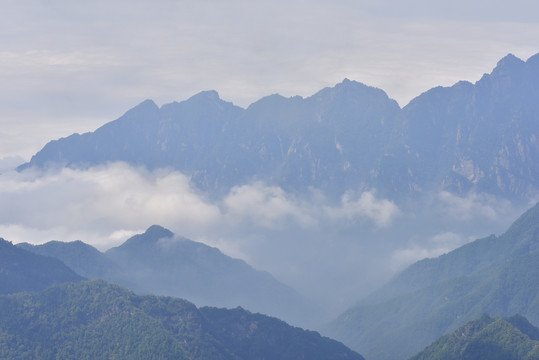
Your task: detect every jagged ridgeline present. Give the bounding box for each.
[326,202,539,360]
[19,53,539,200]
[0,280,364,360]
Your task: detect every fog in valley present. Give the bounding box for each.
[0,161,530,320]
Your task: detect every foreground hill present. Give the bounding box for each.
[19,225,317,327]
[0,238,83,294]
[19,53,539,200]
[327,202,539,360]
[0,280,364,360]
[410,314,539,360]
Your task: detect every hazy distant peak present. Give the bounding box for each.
[113,98,160,125]
[454,80,473,88]
[251,93,287,102]
[335,78,381,92]
[526,52,539,66]
[187,90,222,103]
[107,225,174,254]
[142,225,174,239]
[312,78,397,105]
[337,78,365,89]
[498,52,523,65]
[132,99,159,111]
[492,53,525,74]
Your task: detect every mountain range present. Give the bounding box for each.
[9,52,539,359]
[18,225,317,327]
[326,201,539,360]
[19,53,539,201]
[19,54,539,198]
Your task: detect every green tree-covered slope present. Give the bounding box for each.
[327,202,539,360]
[0,280,364,360]
[410,314,539,360]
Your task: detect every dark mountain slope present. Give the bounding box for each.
[200,306,363,360]
[18,239,115,279]
[327,202,539,360]
[0,238,83,294]
[19,225,318,327]
[410,314,539,360]
[0,279,364,360]
[105,226,313,316]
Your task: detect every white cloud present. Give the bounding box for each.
[326,190,400,227]
[0,163,221,248]
[0,156,24,173]
[0,162,530,313]
[390,231,471,271]
[223,182,315,229]
[0,164,403,249]
[436,190,513,221]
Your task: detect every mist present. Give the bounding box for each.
[0,162,529,317]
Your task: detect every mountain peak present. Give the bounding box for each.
[117,99,160,123]
[492,53,525,75]
[106,225,174,255]
[335,78,366,90]
[319,78,394,101]
[132,99,159,112]
[143,225,174,239]
[187,90,221,102]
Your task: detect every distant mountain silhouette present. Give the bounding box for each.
[327,202,539,360]
[0,238,83,294]
[19,54,539,200]
[385,53,539,198]
[19,225,319,327]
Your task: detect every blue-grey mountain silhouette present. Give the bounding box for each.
[20,54,539,200]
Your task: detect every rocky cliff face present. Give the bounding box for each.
[20,53,539,201]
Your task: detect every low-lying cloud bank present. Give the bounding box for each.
[0,163,401,248]
[0,162,528,312]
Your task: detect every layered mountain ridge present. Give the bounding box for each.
[327,201,539,360]
[18,225,318,328]
[0,238,84,294]
[20,53,539,200]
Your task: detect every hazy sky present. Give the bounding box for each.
[1,0,538,161]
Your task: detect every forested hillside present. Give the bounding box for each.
[0,280,364,360]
